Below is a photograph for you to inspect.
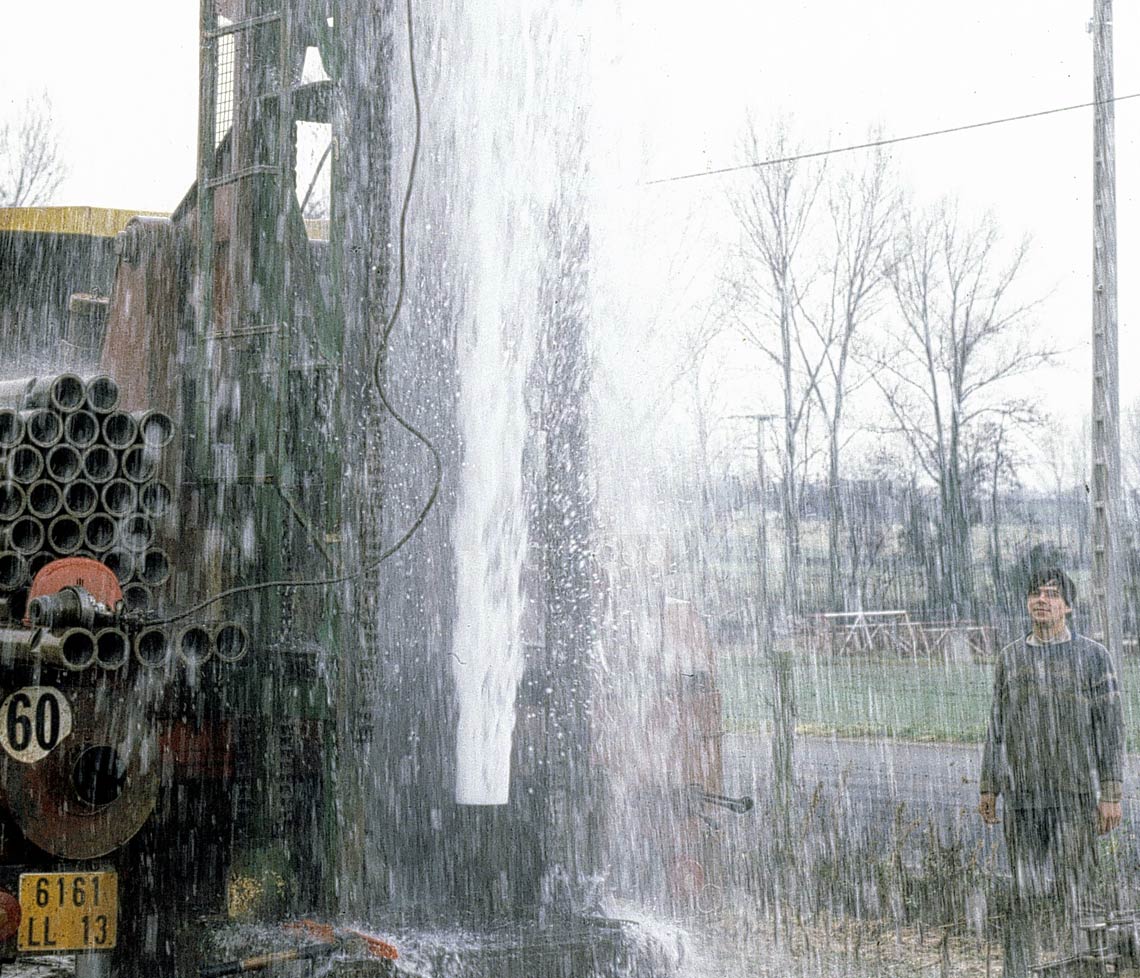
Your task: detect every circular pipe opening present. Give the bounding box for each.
[46,444,82,483]
[95,629,129,670]
[10,446,44,485]
[50,374,86,413]
[84,376,120,415]
[47,515,82,554]
[59,628,96,669]
[0,410,24,448]
[0,483,26,520]
[27,481,62,520]
[101,412,137,450]
[102,550,134,585]
[83,514,117,553]
[0,553,28,591]
[121,583,153,614]
[81,446,116,483]
[138,549,170,586]
[10,517,45,556]
[213,623,249,663]
[138,411,175,448]
[63,481,98,518]
[119,515,154,553]
[178,626,211,666]
[135,628,169,668]
[25,410,62,449]
[121,445,158,484]
[139,481,172,518]
[64,411,99,448]
[100,480,137,518]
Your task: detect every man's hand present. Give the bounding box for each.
[1097,800,1122,835]
[978,793,999,825]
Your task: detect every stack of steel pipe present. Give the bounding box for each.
[0,373,248,672]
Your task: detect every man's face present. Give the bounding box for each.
[1027,580,1071,629]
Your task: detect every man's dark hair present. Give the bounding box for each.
[1026,566,1077,609]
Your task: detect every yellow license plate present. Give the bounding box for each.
[18,872,117,952]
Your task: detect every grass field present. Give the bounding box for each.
[721,652,1140,747]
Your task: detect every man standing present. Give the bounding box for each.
[979,567,1124,976]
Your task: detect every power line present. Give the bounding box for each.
[644,92,1140,186]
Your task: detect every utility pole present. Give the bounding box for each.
[1089,0,1123,674]
[735,413,794,845]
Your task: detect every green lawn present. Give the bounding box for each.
[721,653,1140,747]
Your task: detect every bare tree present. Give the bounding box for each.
[0,95,66,207]
[797,144,896,610]
[871,200,1050,616]
[725,124,826,615]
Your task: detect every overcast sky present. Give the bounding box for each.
[4,1,1138,431]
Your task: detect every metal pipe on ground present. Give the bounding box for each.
[102,550,134,585]
[0,409,24,449]
[94,628,130,670]
[27,481,63,520]
[101,412,137,450]
[9,445,44,484]
[46,628,97,670]
[27,375,86,413]
[177,625,211,667]
[22,409,62,449]
[3,517,44,556]
[64,411,100,449]
[133,410,175,448]
[139,480,172,518]
[47,514,83,554]
[83,375,120,415]
[82,514,117,553]
[121,582,152,614]
[121,445,158,483]
[100,480,137,518]
[213,622,249,663]
[0,483,26,520]
[134,627,170,668]
[0,553,28,591]
[137,548,170,586]
[63,481,99,518]
[46,444,83,483]
[81,445,117,483]
[119,515,154,552]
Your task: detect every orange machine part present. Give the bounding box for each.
[28,557,123,609]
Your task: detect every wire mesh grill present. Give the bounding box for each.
[215,27,236,147]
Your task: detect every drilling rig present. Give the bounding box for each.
[0,4,740,975]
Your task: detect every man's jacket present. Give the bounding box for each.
[980,631,1123,807]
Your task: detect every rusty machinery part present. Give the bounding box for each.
[81,444,117,484]
[3,687,160,859]
[121,583,153,615]
[134,410,175,449]
[200,943,340,978]
[100,479,137,518]
[137,548,171,587]
[64,410,100,449]
[4,516,44,556]
[28,586,117,631]
[121,443,158,483]
[83,513,117,553]
[0,553,29,591]
[0,889,19,943]
[84,375,120,415]
[101,411,137,451]
[45,443,82,483]
[0,483,26,521]
[62,480,98,518]
[0,410,24,449]
[26,481,62,521]
[21,410,62,450]
[213,622,249,663]
[177,625,211,667]
[94,628,130,670]
[29,557,124,612]
[139,480,172,518]
[46,515,83,555]
[9,445,44,484]
[134,627,170,669]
